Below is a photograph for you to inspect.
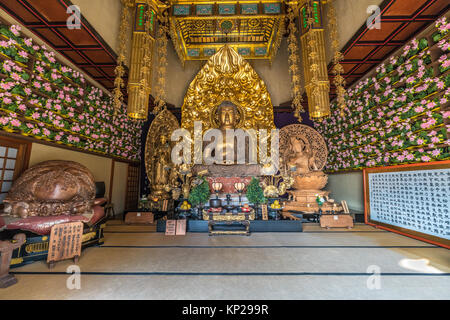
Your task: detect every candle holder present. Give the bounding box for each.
[211,181,223,199]
[210,181,223,209]
[234,182,246,206]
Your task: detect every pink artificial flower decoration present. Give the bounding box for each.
[10,119,21,127]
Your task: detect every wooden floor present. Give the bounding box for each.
[0,221,449,300]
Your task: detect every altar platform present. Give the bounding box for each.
[156,219,302,233]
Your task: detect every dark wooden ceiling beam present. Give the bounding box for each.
[0,0,121,90]
[328,0,447,92]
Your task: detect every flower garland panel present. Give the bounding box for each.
[314,18,450,172]
[0,24,143,161]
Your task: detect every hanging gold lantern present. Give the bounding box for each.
[152,10,169,116]
[299,0,330,120]
[113,0,134,115]
[287,3,305,122]
[127,1,158,119]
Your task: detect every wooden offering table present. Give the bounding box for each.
[203,209,255,236]
[125,212,154,225]
[320,213,354,229]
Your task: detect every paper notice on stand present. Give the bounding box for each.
[176,220,187,236]
[165,220,177,236]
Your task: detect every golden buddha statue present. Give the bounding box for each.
[218,103,237,131]
[214,102,244,165]
[144,108,180,200]
[151,135,172,198]
[193,101,261,177]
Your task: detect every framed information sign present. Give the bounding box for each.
[47,222,84,268]
[364,161,450,248]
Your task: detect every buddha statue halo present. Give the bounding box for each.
[181,45,275,136]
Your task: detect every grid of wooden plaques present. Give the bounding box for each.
[364,161,450,248]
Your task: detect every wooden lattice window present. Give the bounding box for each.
[0,136,31,206]
[125,164,140,211]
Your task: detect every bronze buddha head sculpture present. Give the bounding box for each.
[216,102,239,130]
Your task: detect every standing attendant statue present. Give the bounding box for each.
[152,135,172,198]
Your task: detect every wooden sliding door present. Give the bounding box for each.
[0,136,31,206]
[125,164,140,211]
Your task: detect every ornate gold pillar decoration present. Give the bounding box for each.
[113,0,134,115]
[127,1,158,119]
[270,17,286,66]
[152,10,169,115]
[327,0,346,116]
[299,0,330,120]
[286,3,304,121]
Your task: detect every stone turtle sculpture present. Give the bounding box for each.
[3,160,96,218]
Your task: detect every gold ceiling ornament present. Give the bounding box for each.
[168,1,285,62]
[152,10,170,115]
[270,17,285,65]
[113,0,134,115]
[169,19,186,68]
[327,0,346,117]
[181,45,275,134]
[286,3,304,122]
[299,0,330,120]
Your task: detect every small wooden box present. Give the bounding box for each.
[125,212,154,225]
[320,214,354,229]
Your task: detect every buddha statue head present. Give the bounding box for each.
[216,101,239,130]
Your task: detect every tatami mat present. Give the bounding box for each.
[1,220,449,300]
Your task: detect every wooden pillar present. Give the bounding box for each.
[0,233,26,288]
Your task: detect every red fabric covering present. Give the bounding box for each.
[3,200,106,235]
[4,215,91,235]
[88,205,106,226]
[94,198,107,206]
